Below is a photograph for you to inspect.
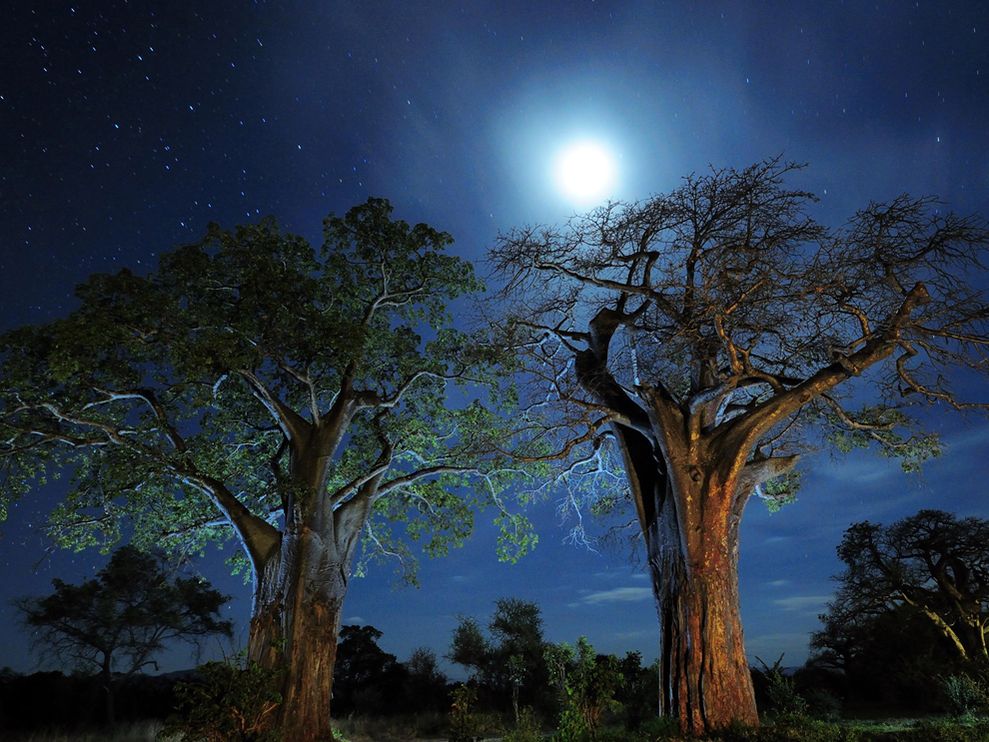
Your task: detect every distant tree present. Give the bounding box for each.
[332,624,405,716]
[823,510,989,664]
[449,598,550,714]
[810,602,959,710]
[545,637,623,739]
[491,158,989,733]
[404,647,448,713]
[16,546,231,725]
[0,199,528,740]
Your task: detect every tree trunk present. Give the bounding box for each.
[642,473,758,736]
[100,659,115,726]
[248,526,352,742]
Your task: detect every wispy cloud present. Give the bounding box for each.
[344,615,365,624]
[576,587,653,605]
[765,579,790,588]
[773,595,832,612]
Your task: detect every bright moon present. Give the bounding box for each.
[554,140,618,204]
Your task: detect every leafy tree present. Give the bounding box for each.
[0,198,527,740]
[16,545,231,724]
[491,158,989,733]
[545,637,623,741]
[332,624,404,715]
[824,510,989,664]
[450,598,551,714]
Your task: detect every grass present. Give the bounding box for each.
[2,720,168,741]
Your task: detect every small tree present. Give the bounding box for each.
[492,158,989,733]
[450,598,550,715]
[17,545,231,724]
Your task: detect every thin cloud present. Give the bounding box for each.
[773,595,832,612]
[578,587,653,605]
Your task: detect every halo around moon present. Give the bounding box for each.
[553,140,618,205]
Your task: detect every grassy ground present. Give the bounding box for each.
[6,714,989,741]
[1,720,167,741]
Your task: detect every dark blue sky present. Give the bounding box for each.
[1,1,988,677]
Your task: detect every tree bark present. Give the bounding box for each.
[637,461,758,735]
[248,524,354,741]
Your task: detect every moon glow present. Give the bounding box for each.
[553,140,618,205]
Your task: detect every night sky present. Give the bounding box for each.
[2,1,989,678]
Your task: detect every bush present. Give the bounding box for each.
[449,684,482,742]
[160,657,281,742]
[902,717,989,742]
[940,674,989,718]
[756,656,808,719]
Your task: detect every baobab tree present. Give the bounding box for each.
[491,158,989,734]
[0,198,527,741]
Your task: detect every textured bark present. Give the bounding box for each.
[636,476,756,735]
[248,528,351,742]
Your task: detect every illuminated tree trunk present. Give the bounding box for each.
[247,439,370,742]
[249,528,352,742]
[646,481,757,735]
[632,445,758,735]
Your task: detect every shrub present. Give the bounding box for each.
[756,656,808,719]
[939,673,989,718]
[449,684,481,742]
[159,656,281,742]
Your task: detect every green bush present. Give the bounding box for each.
[901,717,989,742]
[159,657,282,742]
[940,674,989,718]
[448,684,481,742]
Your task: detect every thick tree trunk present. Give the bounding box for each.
[641,474,758,736]
[248,527,352,742]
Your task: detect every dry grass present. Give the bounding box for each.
[3,720,170,742]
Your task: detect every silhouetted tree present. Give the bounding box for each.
[16,546,231,724]
[332,625,405,716]
[823,510,989,664]
[404,647,449,713]
[0,199,528,740]
[450,598,551,714]
[810,602,959,710]
[491,158,989,733]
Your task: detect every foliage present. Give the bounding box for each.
[503,706,543,742]
[332,625,404,716]
[0,197,530,584]
[939,673,989,719]
[449,598,552,715]
[810,600,962,710]
[162,655,282,742]
[756,655,808,718]
[448,684,481,742]
[547,637,623,741]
